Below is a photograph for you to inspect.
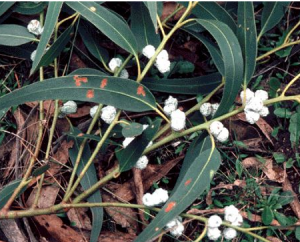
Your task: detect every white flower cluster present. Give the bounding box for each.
[59,101,77,117]
[142,45,171,73]
[240,88,269,124]
[108,58,129,78]
[27,19,43,35]
[142,188,169,206]
[30,47,49,62]
[200,103,220,117]
[165,217,184,237]
[209,121,229,143]
[90,105,116,124]
[122,124,152,170]
[207,205,243,241]
[162,96,186,131]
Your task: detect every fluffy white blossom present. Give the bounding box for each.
[258,106,269,117]
[101,106,116,124]
[208,215,222,228]
[167,218,184,237]
[120,69,129,79]
[157,50,169,61]
[200,103,212,117]
[90,105,99,118]
[216,127,229,143]
[245,110,260,124]
[240,88,254,104]
[134,155,149,170]
[155,58,171,73]
[224,205,240,223]
[163,96,178,116]
[255,90,268,101]
[27,19,43,35]
[142,188,169,207]
[223,228,237,240]
[60,101,77,115]
[30,47,49,62]
[108,58,122,72]
[207,227,221,241]
[211,103,220,116]
[142,45,156,59]
[170,109,186,131]
[245,97,264,113]
[209,121,224,137]
[231,214,243,227]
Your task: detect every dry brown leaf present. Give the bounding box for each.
[242,157,285,183]
[266,237,282,242]
[102,193,138,234]
[67,208,92,230]
[48,140,74,176]
[240,211,281,226]
[161,2,186,21]
[34,215,86,242]
[26,100,56,116]
[0,219,28,242]
[206,183,234,205]
[98,231,136,242]
[68,105,91,118]
[132,168,145,223]
[26,185,60,208]
[283,177,300,219]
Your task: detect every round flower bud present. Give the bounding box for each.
[142,45,156,59]
[108,58,122,72]
[156,49,169,61]
[30,50,37,62]
[152,188,169,204]
[255,90,268,101]
[223,228,237,240]
[101,106,116,124]
[165,218,178,229]
[90,105,99,118]
[142,193,155,207]
[245,97,264,113]
[155,58,171,73]
[200,103,212,117]
[61,101,77,114]
[27,19,43,35]
[120,69,129,79]
[207,215,222,228]
[134,155,149,170]
[170,109,186,131]
[207,228,221,241]
[245,110,260,124]
[122,137,135,148]
[211,103,220,116]
[231,214,243,227]
[209,121,224,137]
[224,205,240,223]
[258,106,269,117]
[170,220,184,237]
[216,127,229,143]
[164,96,178,116]
[240,88,254,104]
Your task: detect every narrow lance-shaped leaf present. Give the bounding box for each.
[258,2,290,40]
[118,119,161,172]
[237,2,257,84]
[131,2,160,50]
[143,2,157,32]
[13,2,47,15]
[30,2,63,75]
[0,2,15,17]
[68,128,103,242]
[67,2,138,55]
[142,72,222,95]
[0,75,156,112]
[0,24,36,46]
[134,133,221,242]
[195,19,244,117]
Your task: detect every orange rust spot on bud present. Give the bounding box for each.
[137,85,146,97]
[185,179,192,186]
[86,89,94,99]
[74,75,88,86]
[77,133,84,137]
[100,78,108,89]
[165,201,176,212]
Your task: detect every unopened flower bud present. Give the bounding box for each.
[223,228,237,240]
[255,90,268,102]
[61,101,77,114]
[27,19,43,35]
[209,121,224,137]
[200,103,212,117]
[134,155,149,170]
[108,58,122,72]
[142,45,156,59]
[101,106,116,124]
[90,105,99,118]
[120,69,129,79]
[170,109,186,131]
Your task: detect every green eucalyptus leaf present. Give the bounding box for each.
[118,119,161,172]
[78,20,109,64]
[142,72,222,95]
[0,2,15,16]
[32,164,50,177]
[68,68,106,76]
[13,2,47,15]
[68,127,103,242]
[0,24,36,46]
[289,110,300,147]
[0,75,156,112]
[0,108,9,120]
[67,2,138,55]
[131,2,160,50]
[0,43,36,59]
[258,2,290,40]
[195,19,244,117]
[134,133,221,242]
[30,2,63,75]
[237,2,257,84]
[122,122,144,138]
[143,2,157,31]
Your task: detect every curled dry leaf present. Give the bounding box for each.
[98,231,136,242]
[206,183,234,205]
[266,237,282,242]
[67,208,92,230]
[283,177,300,219]
[67,105,91,118]
[26,185,60,208]
[26,100,56,116]
[132,168,145,223]
[0,219,28,242]
[161,2,186,22]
